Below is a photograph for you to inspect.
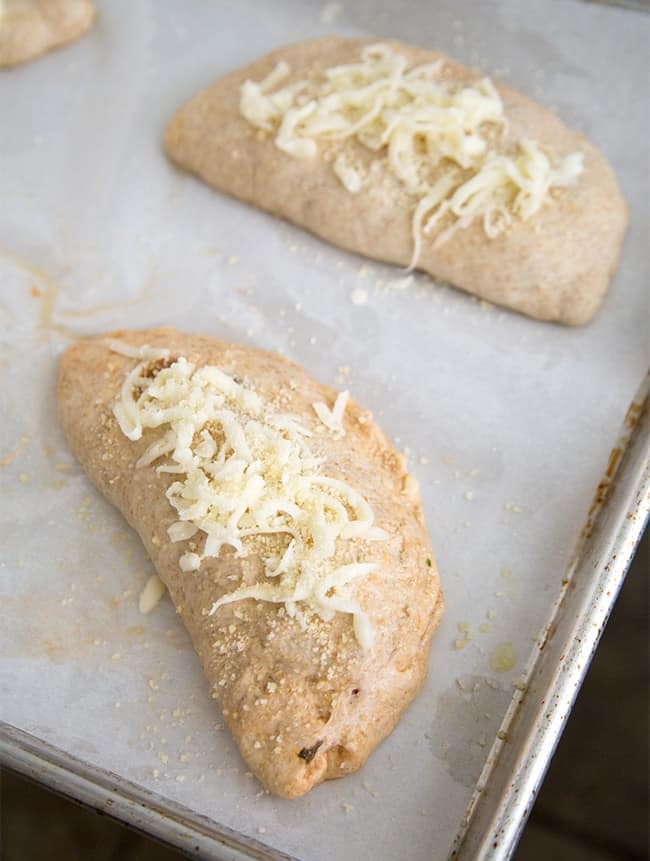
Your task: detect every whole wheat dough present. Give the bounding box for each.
[57,328,443,798]
[0,0,95,68]
[164,37,627,325]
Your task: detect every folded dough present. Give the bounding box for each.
[0,0,95,68]
[57,328,443,798]
[164,37,627,325]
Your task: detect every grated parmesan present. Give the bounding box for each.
[110,345,386,648]
[239,43,584,265]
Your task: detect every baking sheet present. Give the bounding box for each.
[0,1,647,860]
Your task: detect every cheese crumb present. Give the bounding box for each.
[333,153,364,192]
[489,641,517,673]
[349,287,368,306]
[335,364,351,385]
[384,275,414,292]
[320,2,343,24]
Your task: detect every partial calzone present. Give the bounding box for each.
[0,0,95,68]
[58,328,443,798]
[164,37,627,325]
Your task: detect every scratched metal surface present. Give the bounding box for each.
[0,2,648,860]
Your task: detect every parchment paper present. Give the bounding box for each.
[0,1,647,859]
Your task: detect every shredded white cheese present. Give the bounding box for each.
[103,338,170,361]
[239,43,584,264]
[312,390,349,436]
[139,575,167,614]
[110,345,384,649]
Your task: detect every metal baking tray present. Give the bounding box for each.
[0,1,648,859]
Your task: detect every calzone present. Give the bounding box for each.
[57,328,443,798]
[0,0,95,68]
[164,38,627,325]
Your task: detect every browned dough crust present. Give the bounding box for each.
[164,37,627,325]
[0,0,95,68]
[57,328,444,798]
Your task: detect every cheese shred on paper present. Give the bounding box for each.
[239,42,584,264]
